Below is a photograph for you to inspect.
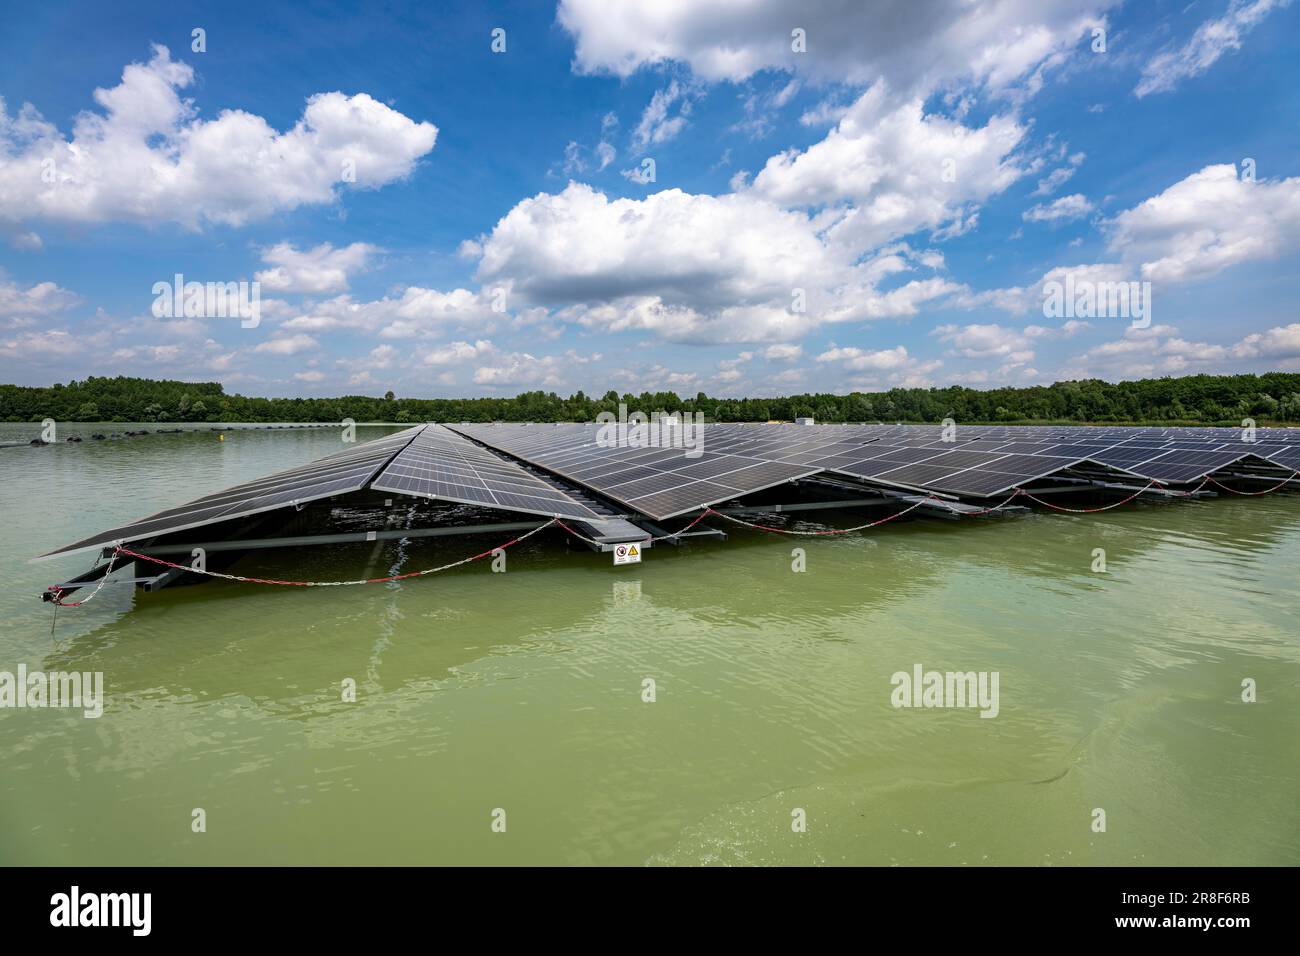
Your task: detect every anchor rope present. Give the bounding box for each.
[1207,470,1300,495]
[1016,480,1164,513]
[45,550,119,608]
[47,519,560,600]
[701,495,937,535]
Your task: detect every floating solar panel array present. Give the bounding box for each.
[450,423,821,520]
[39,425,427,558]
[39,421,1300,561]
[452,422,1300,508]
[370,424,603,520]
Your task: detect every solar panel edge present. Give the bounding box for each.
[34,425,427,560]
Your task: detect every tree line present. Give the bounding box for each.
[3,373,1300,426]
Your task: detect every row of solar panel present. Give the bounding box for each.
[449,422,1299,514]
[370,425,602,520]
[449,422,819,520]
[697,423,1300,487]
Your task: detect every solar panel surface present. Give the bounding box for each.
[38,425,426,558]
[370,424,603,520]
[449,423,821,520]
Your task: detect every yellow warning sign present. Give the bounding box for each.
[613,543,643,566]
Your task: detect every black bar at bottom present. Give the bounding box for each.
[0,867,1283,941]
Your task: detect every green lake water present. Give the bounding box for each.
[1,423,1298,865]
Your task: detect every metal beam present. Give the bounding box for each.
[41,564,173,602]
[1023,480,1202,498]
[107,520,549,558]
[635,519,726,545]
[715,497,896,515]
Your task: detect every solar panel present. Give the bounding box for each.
[449,423,820,520]
[370,424,603,520]
[39,422,1300,562]
[38,425,426,559]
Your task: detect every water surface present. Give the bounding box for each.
[2,423,1297,865]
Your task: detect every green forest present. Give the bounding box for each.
[3,373,1300,426]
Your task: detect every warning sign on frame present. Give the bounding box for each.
[613,543,642,566]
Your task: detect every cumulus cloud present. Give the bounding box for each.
[278,286,502,339]
[817,345,919,371]
[557,0,1111,96]
[466,182,966,344]
[1136,0,1290,97]
[0,277,80,319]
[764,343,803,361]
[1104,164,1300,282]
[253,333,318,355]
[746,87,1028,252]
[422,339,494,365]
[1063,321,1300,378]
[932,323,1036,365]
[0,45,438,229]
[255,241,377,294]
[472,350,588,387]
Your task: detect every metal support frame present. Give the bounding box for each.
[42,561,175,602]
[635,519,726,546]
[1022,478,1211,498]
[102,520,551,559]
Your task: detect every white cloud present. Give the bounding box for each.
[1023,192,1094,222]
[1062,321,1300,378]
[7,231,42,251]
[817,345,915,370]
[255,241,376,294]
[1032,151,1085,196]
[764,343,803,361]
[279,286,500,338]
[932,323,1036,361]
[253,333,318,355]
[0,278,79,318]
[472,352,563,387]
[557,0,1112,96]
[468,182,966,344]
[596,141,616,170]
[1105,163,1300,282]
[421,339,494,365]
[0,45,438,228]
[631,81,693,148]
[1136,0,1291,97]
[747,87,1028,253]
[733,79,801,139]
[1233,323,1300,359]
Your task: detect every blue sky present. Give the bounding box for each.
[2,0,1299,397]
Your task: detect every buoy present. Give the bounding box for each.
[219,434,225,441]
